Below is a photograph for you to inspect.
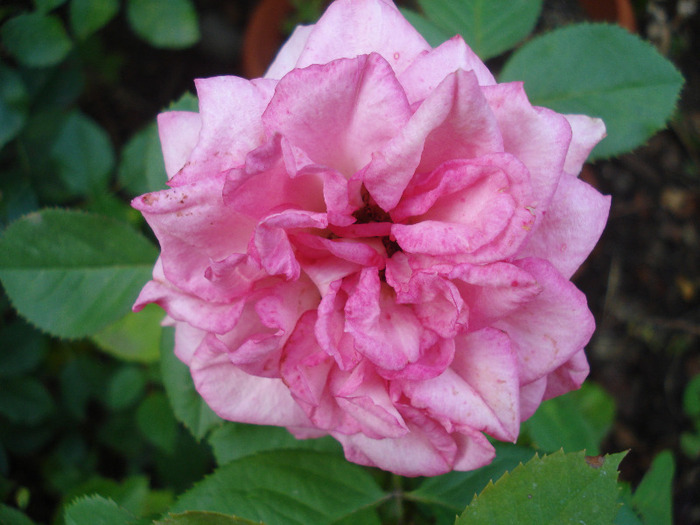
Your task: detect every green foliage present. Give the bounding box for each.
[0,64,29,150]
[63,495,147,525]
[500,23,684,159]
[521,382,616,455]
[1,13,72,68]
[681,374,700,456]
[91,304,163,363]
[170,450,386,524]
[629,451,675,525]
[50,110,115,195]
[0,209,157,338]
[69,0,120,40]
[207,422,341,466]
[155,511,260,525]
[126,0,200,49]
[0,504,37,525]
[118,123,169,195]
[456,451,626,524]
[413,0,542,59]
[160,328,222,440]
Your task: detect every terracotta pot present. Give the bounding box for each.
[243,0,294,79]
[579,0,637,32]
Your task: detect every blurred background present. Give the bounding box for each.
[0,0,698,523]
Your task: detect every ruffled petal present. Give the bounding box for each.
[483,82,572,223]
[563,114,606,175]
[295,0,430,74]
[519,175,611,279]
[363,69,502,211]
[398,35,496,105]
[190,335,313,427]
[157,111,201,179]
[169,76,273,186]
[263,53,412,177]
[496,258,595,385]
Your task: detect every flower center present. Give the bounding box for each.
[352,186,401,258]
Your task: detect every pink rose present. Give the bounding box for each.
[133,0,610,476]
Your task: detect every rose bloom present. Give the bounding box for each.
[133,0,610,476]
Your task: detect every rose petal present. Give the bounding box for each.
[363,69,502,211]
[263,53,412,177]
[169,76,273,186]
[157,111,202,179]
[265,24,314,79]
[190,336,312,427]
[496,257,595,385]
[519,175,611,278]
[295,0,430,74]
[563,114,606,175]
[398,35,496,105]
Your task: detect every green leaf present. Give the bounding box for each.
[416,0,542,59]
[0,319,47,378]
[126,0,200,49]
[155,511,260,525]
[0,377,54,424]
[1,13,72,68]
[33,0,68,13]
[105,366,147,410]
[0,209,158,338]
[118,123,168,196]
[171,450,386,524]
[0,504,37,525]
[50,111,115,196]
[64,495,147,525]
[0,64,29,150]
[522,382,615,455]
[500,23,684,159]
[137,392,177,454]
[69,0,119,40]
[400,8,451,48]
[456,450,626,525]
[208,422,341,465]
[92,304,163,363]
[630,450,674,525]
[160,327,222,440]
[407,443,535,515]
[683,374,700,420]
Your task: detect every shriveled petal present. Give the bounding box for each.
[263,53,412,177]
[563,114,606,175]
[190,336,312,427]
[157,111,202,179]
[265,24,314,79]
[132,174,253,302]
[519,175,611,279]
[169,76,272,186]
[398,35,496,105]
[363,69,502,211]
[295,0,430,74]
[483,82,572,222]
[495,258,595,385]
